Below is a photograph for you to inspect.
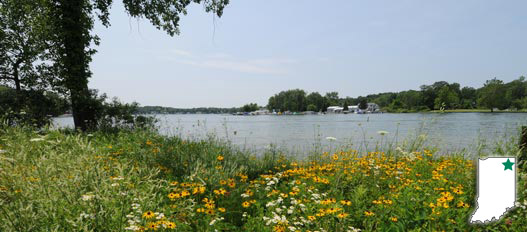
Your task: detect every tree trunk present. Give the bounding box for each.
[58,0,95,131]
[13,59,21,93]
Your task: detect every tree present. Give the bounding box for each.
[324,92,339,107]
[267,89,306,112]
[358,97,368,110]
[306,92,325,112]
[478,78,507,112]
[0,0,54,93]
[434,86,459,109]
[306,104,317,112]
[40,0,229,131]
[241,103,259,112]
[460,87,477,108]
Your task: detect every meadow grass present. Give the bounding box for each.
[0,126,526,231]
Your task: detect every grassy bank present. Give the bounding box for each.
[0,127,526,231]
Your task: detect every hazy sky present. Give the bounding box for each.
[90,0,527,108]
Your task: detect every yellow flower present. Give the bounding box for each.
[242,201,251,208]
[337,213,349,218]
[273,225,286,232]
[168,193,177,199]
[364,211,375,216]
[220,180,227,185]
[205,209,215,215]
[228,181,236,188]
[390,217,398,222]
[143,211,155,219]
[308,215,316,221]
[166,222,176,229]
[340,200,352,206]
[217,155,224,161]
[332,154,339,160]
[147,222,158,230]
[218,207,226,213]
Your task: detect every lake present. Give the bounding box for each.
[53,113,527,155]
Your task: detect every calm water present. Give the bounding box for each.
[54,113,527,154]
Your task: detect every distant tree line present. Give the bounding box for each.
[136,106,241,114]
[266,77,527,113]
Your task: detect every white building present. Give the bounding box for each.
[326,106,344,113]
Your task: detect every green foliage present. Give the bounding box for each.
[434,86,459,110]
[0,86,68,127]
[477,78,508,112]
[265,76,527,113]
[136,106,239,114]
[1,127,526,231]
[241,103,259,112]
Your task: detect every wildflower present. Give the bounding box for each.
[214,188,227,195]
[81,194,95,201]
[308,215,316,221]
[205,209,215,215]
[166,222,176,229]
[332,154,339,160]
[217,155,224,161]
[147,222,158,230]
[242,201,251,208]
[337,213,349,218]
[143,211,155,219]
[364,211,375,216]
[341,200,352,206]
[218,207,226,213]
[391,217,398,222]
[377,130,389,135]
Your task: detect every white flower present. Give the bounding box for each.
[111,176,124,181]
[111,183,120,187]
[325,136,337,141]
[124,225,139,231]
[377,130,389,135]
[156,213,165,220]
[79,212,94,219]
[81,194,95,201]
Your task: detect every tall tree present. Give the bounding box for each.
[0,0,53,93]
[42,0,229,131]
[434,86,459,109]
[478,78,507,112]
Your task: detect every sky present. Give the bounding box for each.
[90,0,527,108]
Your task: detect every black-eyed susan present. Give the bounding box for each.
[147,222,158,230]
[337,213,349,218]
[218,207,226,213]
[217,155,224,161]
[364,211,375,216]
[143,211,155,219]
[242,201,250,208]
[166,221,176,229]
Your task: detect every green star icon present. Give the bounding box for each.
[502,158,514,171]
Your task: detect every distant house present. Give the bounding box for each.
[327,106,344,113]
[366,103,380,112]
[348,103,380,113]
[348,105,359,113]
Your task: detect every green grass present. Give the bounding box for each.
[0,126,526,231]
